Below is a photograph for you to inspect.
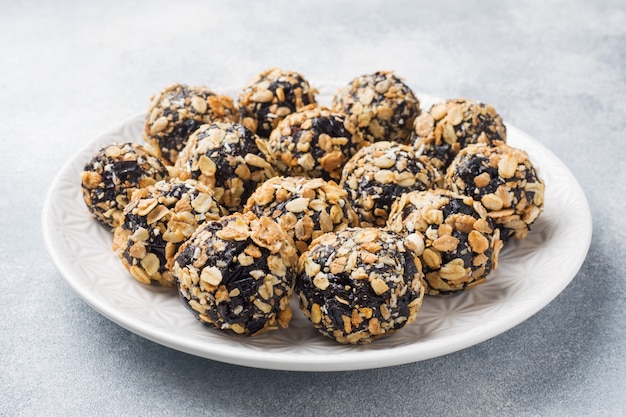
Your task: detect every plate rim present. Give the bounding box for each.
[42,94,593,372]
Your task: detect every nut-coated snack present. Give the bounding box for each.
[332,71,420,144]
[174,122,276,213]
[245,176,359,254]
[81,142,168,229]
[172,211,298,336]
[112,178,225,287]
[387,189,503,296]
[144,83,239,165]
[341,141,438,227]
[444,143,545,240]
[296,228,425,344]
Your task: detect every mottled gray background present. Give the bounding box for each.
[1,1,625,416]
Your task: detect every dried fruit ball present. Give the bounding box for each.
[81,142,168,229]
[444,143,545,240]
[175,122,276,213]
[112,178,225,287]
[144,83,239,165]
[237,68,318,138]
[331,71,420,144]
[267,106,365,181]
[244,176,359,254]
[387,189,504,296]
[341,141,438,227]
[172,212,298,336]
[296,228,425,344]
[412,98,507,172]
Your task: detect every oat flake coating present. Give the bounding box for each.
[331,71,420,144]
[444,143,545,241]
[412,98,507,172]
[267,106,365,181]
[172,212,298,336]
[238,68,318,138]
[296,228,425,344]
[144,83,239,165]
[387,189,504,296]
[112,178,225,287]
[341,141,439,227]
[244,176,359,254]
[174,122,277,213]
[81,142,168,229]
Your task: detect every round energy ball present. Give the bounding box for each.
[412,98,507,172]
[267,106,365,181]
[444,143,545,240]
[237,68,318,138]
[174,122,277,213]
[331,71,420,144]
[81,142,168,229]
[144,83,239,165]
[296,228,426,344]
[244,176,359,254]
[112,178,225,287]
[341,141,438,227]
[172,211,298,336]
[387,189,504,296]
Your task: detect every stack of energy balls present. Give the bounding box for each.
[80,68,545,344]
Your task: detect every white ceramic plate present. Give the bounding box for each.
[42,86,592,371]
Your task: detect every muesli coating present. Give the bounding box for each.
[81,142,168,229]
[144,83,239,165]
[387,189,503,296]
[112,178,225,287]
[267,106,365,181]
[296,228,425,344]
[244,176,359,254]
[444,143,545,240]
[174,122,276,213]
[237,68,318,138]
[172,211,298,336]
[341,141,438,227]
[412,98,507,172]
[331,71,420,144]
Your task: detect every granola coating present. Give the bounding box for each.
[331,71,420,144]
[81,142,168,229]
[144,83,239,165]
[112,178,225,287]
[172,212,298,336]
[387,189,503,296]
[412,98,507,172]
[174,122,276,213]
[296,228,425,344]
[267,106,365,181]
[237,68,318,138]
[444,143,545,240]
[244,176,359,254]
[341,141,439,227]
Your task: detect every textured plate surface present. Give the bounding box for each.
[42,87,592,371]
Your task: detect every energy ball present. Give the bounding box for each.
[267,106,365,181]
[172,211,298,336]
[238,68,318,138]
[296,228,425,344]
[412,98,507,172]
[144,83,239,165]
[444,143,545,240]
[331,71,420,144]
[174,122,277,213]
[244,176,359,254]
[341,141,439,227]
[387,190,504,296]
[112,178,225,287]
[81,142,168,229]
